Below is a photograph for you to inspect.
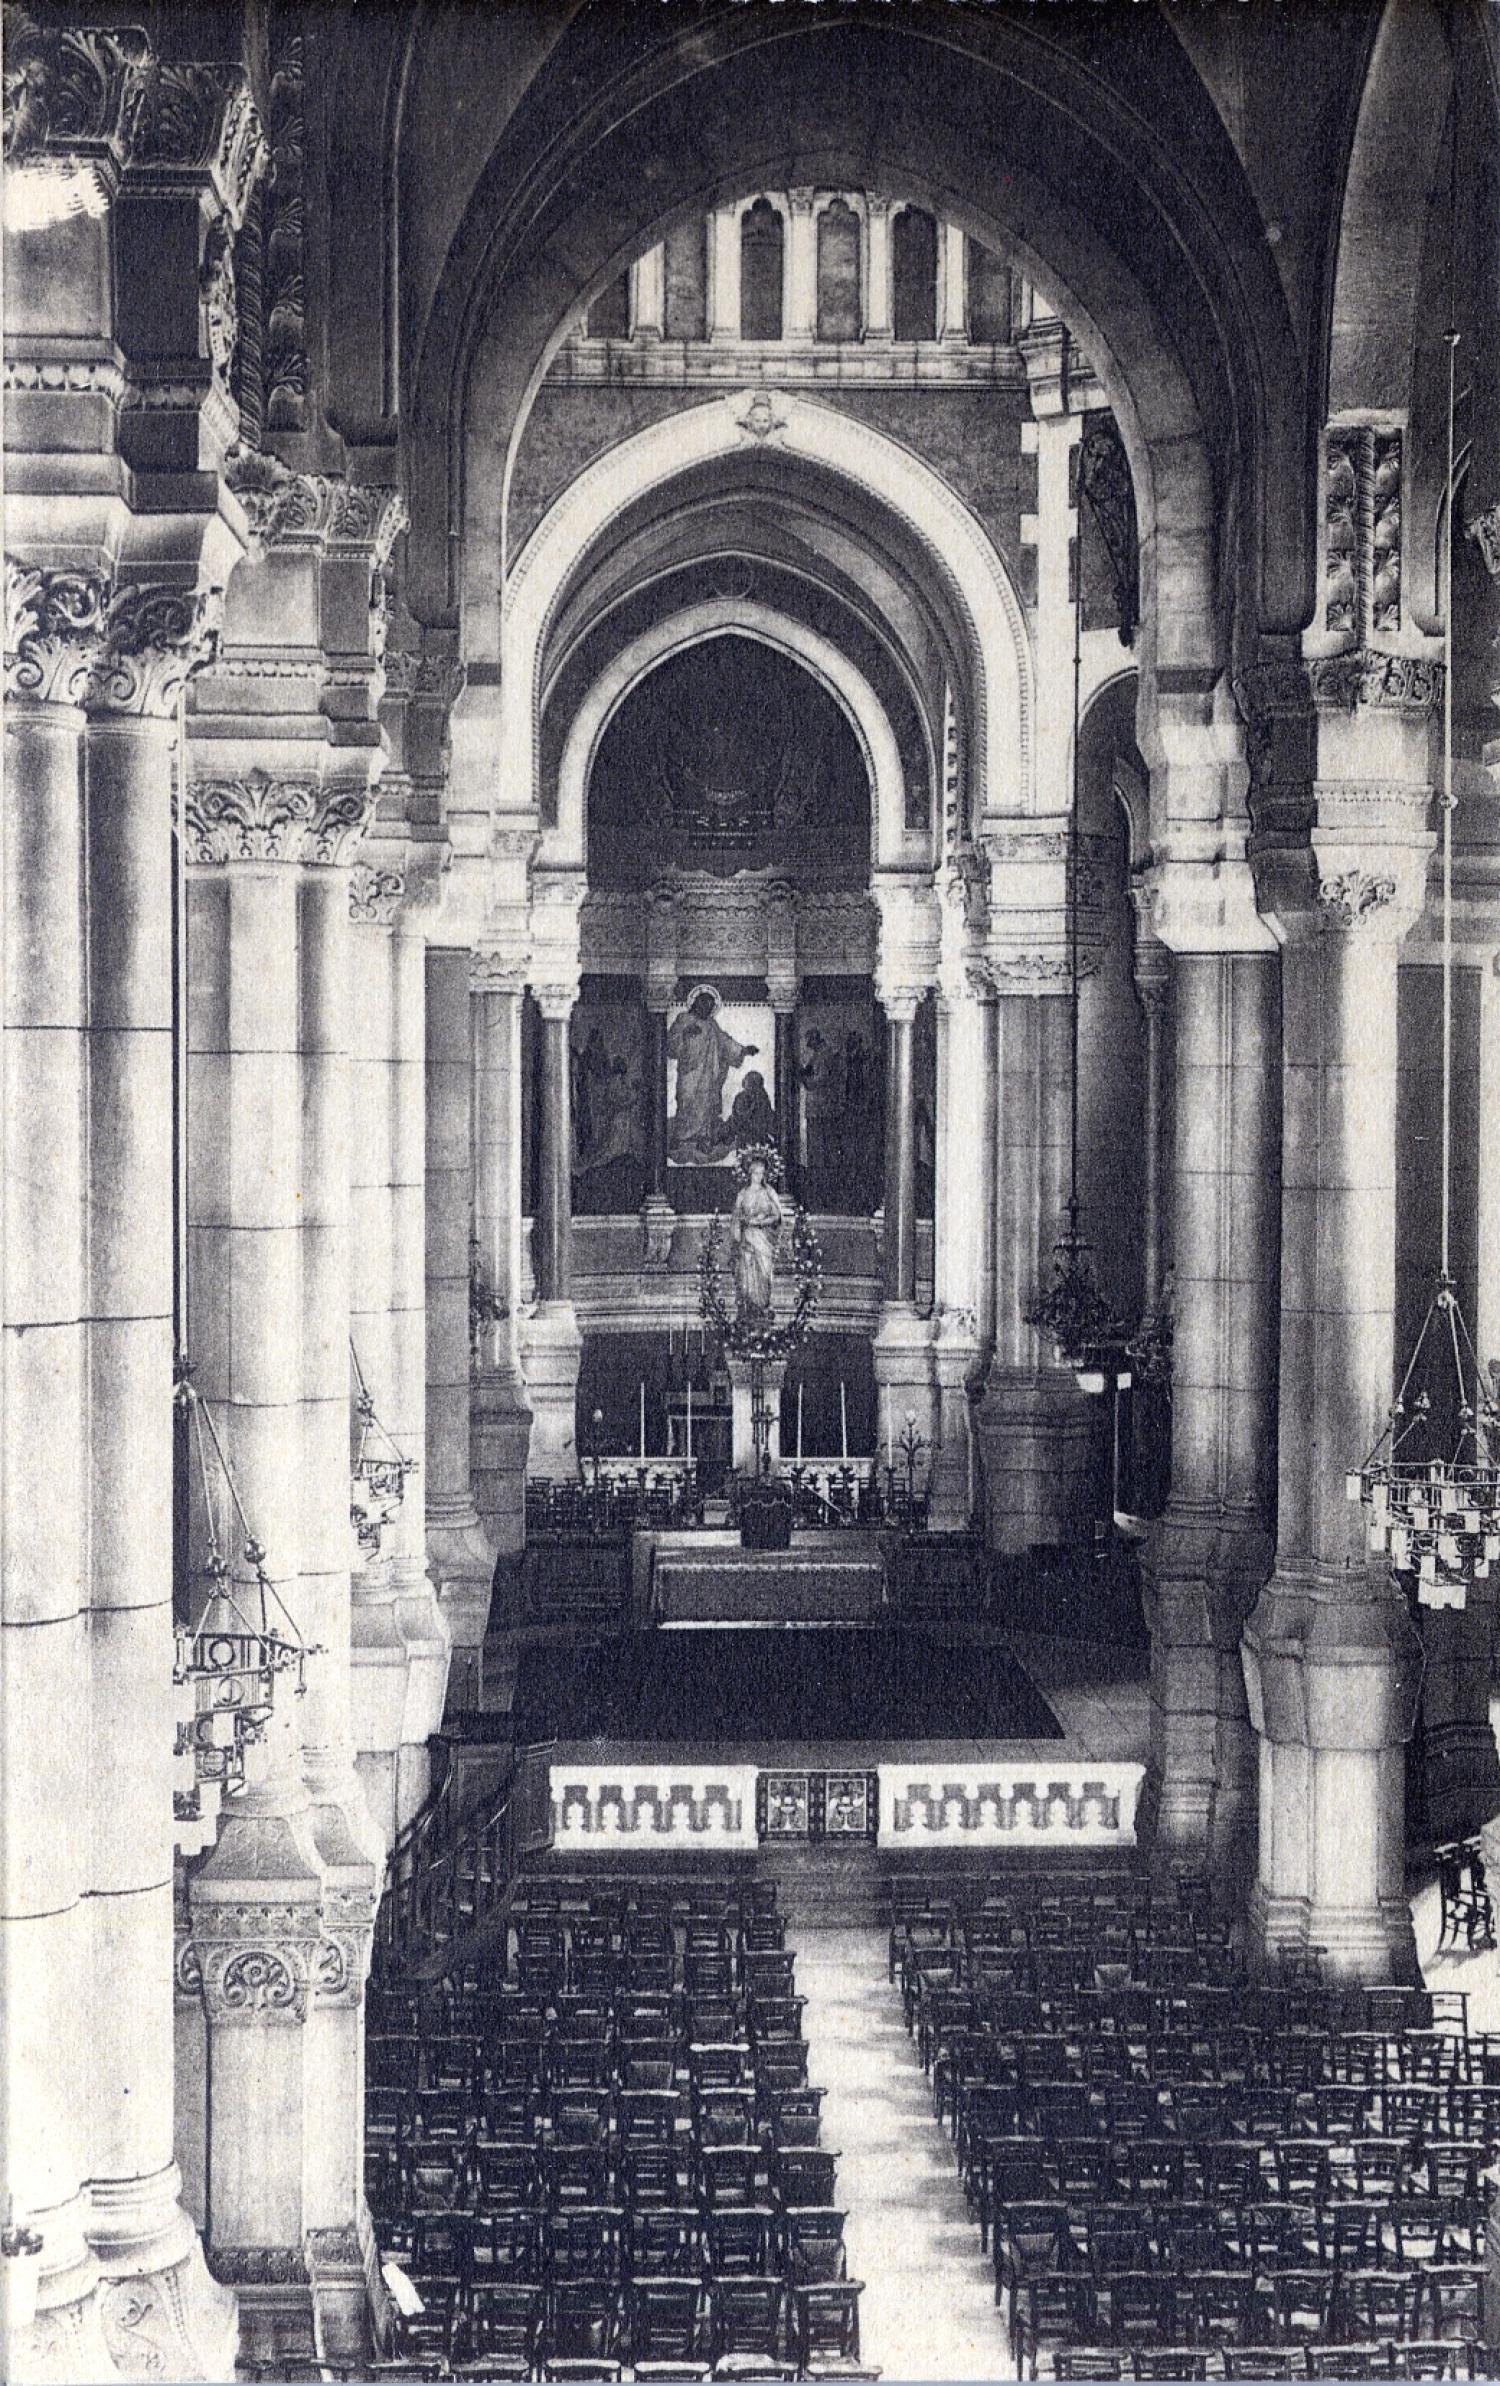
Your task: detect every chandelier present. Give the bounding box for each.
[350,1338,418,1560]
[1346,311,1500,1610]
[174,1369,312,1835]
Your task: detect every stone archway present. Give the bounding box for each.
[547,601,910,874]
[490,388,1031,836]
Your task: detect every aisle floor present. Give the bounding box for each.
[790,1924,1016,2384]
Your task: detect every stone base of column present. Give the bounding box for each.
[305,2209,380,2375]
[1139,1510,1270,1903]
[214,2239,374,2382]
[1242,1569,1423,1984]
[1423,1720,1500,1847]
[6,2202,112,2385]
[88,2173,239,2383]
[872,1306,937,1491]
[973,1366,1093,1552]
[519,1300,583,1480]
[427,1492,496,1713]
[471,1372,532,1555]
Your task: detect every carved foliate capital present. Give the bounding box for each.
[5,559,110,706]
[1316,869,1398,931]
[1467,503,1500,582]
[224,451,408,566]
[185,768,374,866]
[532,980,579,1023]
[89,580,224,717]
[471,949,529,996]
[2,10,152,172]
[349,863,406,925]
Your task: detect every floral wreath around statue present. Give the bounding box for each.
[698,1142,823,1362]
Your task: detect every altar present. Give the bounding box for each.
[633,1526,888,1626]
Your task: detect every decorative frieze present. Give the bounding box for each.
[196,1934,315,2028]
[264,28,307,431]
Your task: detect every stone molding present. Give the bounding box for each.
[185,767,376,866]
[5,561,223,715]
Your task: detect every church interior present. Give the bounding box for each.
[4,0,1500,2379]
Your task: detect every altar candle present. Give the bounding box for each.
[840,1380,848,1462]
[796,1383,804,1463]
[639,1381,647,1460]
[686,1379,693,1462]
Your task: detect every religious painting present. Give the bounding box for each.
[570,988,647,1212]
[665,986,776,1170]
[796,986,882,1213]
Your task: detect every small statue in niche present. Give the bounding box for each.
[729,1146,783,1326]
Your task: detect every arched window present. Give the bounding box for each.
[586,271,629,340]
[740,199,784,341]
[966,238,1013,345]
[891,206,937,342]
[663,215,708,342]
[815,198,862,343]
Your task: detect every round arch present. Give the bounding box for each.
[502,388,1032,836]
[547,599,908,872]
[402,8,1304,657]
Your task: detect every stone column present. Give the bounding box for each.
[881,1001,918,1307]
[629,245,665,341]
[928,884,993,1531]
[871,880,940,1479]
[974,983,1092,1549]
[864,196,893,343]
[773,1006,800,1190]
[424,946,494,1699]
[1131,922,1171,1321]
[1242,686,1436,1979]
[938,222,968,346]
[522,988,584,1475]
[640,885,677,1269]
[348,870,450,1853]
[709,205,742,343]
[182,769,332,2325]
[3,574,115,2384]
[1139,948,1280,1894]
[785,189,818,344]
[471,952,532,1556]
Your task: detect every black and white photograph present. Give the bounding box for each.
[3,1,1500,2381]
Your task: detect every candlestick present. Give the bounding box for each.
[886,1396,893,1470]
[796,1382,803,1463]
[639,1380,646,1461]
[686,1378,693,1463]
[840,1380,848,1462]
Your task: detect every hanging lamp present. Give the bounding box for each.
[350,1337,419,1560]
[1027,470,1124,1380]
[1346,110,1500,1611]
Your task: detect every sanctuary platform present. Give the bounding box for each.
[506,1617,1145,1862]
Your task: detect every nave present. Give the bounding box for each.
[334,1831,1500,2386]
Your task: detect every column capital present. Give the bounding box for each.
[187,1904,322,2029]
[531,980,578,1023]
[349,863,406,925]
[786,185,818,217]
[224,449,409,567]
[471,948,529,996]
[185,765,376,867]
[6,561,225,716]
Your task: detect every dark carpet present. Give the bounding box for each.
[512,1626,1062,1745]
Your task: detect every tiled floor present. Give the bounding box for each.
[791,1923,1017,2383]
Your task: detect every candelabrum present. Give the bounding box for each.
[892,1408,927,1516]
